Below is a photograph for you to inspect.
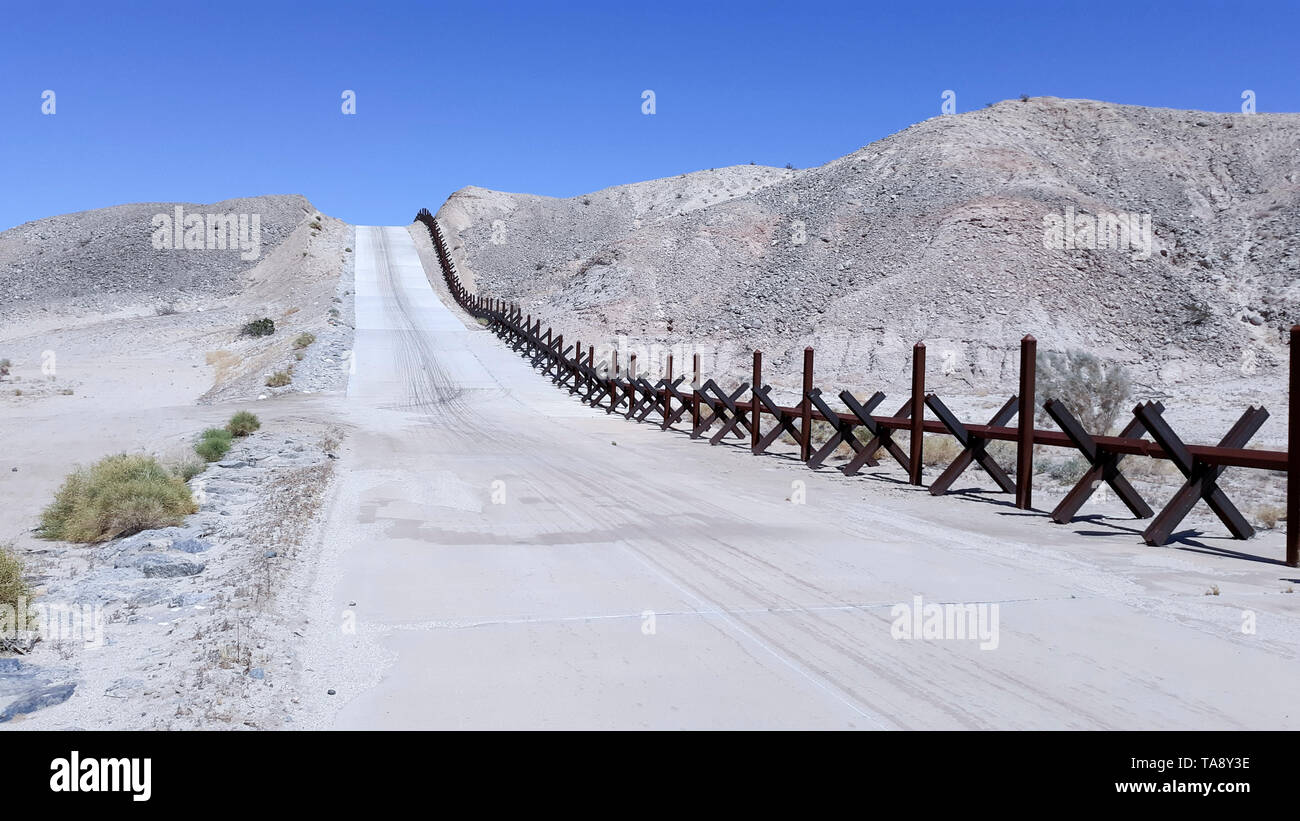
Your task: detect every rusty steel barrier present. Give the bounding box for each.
[414,208,1298,567]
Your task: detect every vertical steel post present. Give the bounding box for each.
[664,354,673,430]
[1289,326,1298,567]
[752,350,762,453]
[627,353,637,418]
[692,353,701,431]
[801,347,814,463]
[1017,335,1037,509]
[910,342,926,486]
[609,349,619,415]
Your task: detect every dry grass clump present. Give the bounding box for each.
[39,454,197,543]
[0,544,32,613]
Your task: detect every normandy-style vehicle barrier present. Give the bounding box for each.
[415,209,1298,567]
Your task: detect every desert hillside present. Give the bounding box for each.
[437,97,1300,395]
[0,194,355,403]
[0,195,320,319]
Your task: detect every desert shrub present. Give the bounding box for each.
[293,332,316,349]
[1125,456,1182,480]
[170,456,207,482]
[195,428,233,461]
[1043,456,1088,484]
[0,359,9,379]
[1251,504,1285,530]
[38,454,198,543]
[985,440,1017,471]
[922,435,964,467]
[226,411,261,437]
[0,545,31,613]
[156,303,179,316]
[240,318,276,337]
[1035,349,1131,436]
[265,371,291,388]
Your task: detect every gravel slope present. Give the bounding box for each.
[0,195,313,320]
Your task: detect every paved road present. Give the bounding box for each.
[303,225,1300,730]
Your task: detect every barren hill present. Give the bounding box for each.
[0,194,354,403]
[436,97,1300,396]
[0,194,314,318]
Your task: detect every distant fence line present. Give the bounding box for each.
[415,208,1298,567]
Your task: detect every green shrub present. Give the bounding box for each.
[265,371,291,388]
[240,318,276,337]
[0,545,31,614]
[293,332,316,349]
[1035,349,1132,436]
[195,428,233,461]
[38,454,198,543]
[226,411,261,437]
[0,358,10,379]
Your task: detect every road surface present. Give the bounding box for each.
[300,225,1300,730]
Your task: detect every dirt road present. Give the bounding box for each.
[298,225,1300,730]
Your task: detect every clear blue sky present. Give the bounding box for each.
[2,0,1296,230]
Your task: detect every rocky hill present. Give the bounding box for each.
[436,97,1300,396]
[0,195,314,318]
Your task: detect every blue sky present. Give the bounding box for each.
[1,0,1297,230]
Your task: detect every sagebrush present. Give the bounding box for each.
[1035,349,1131,435]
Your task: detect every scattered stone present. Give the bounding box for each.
[171,537,211,554]
[135,554,205,578]
[0,683,77,722]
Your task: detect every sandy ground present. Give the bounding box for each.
[0,219,355,729]
[291,226,1300,730]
